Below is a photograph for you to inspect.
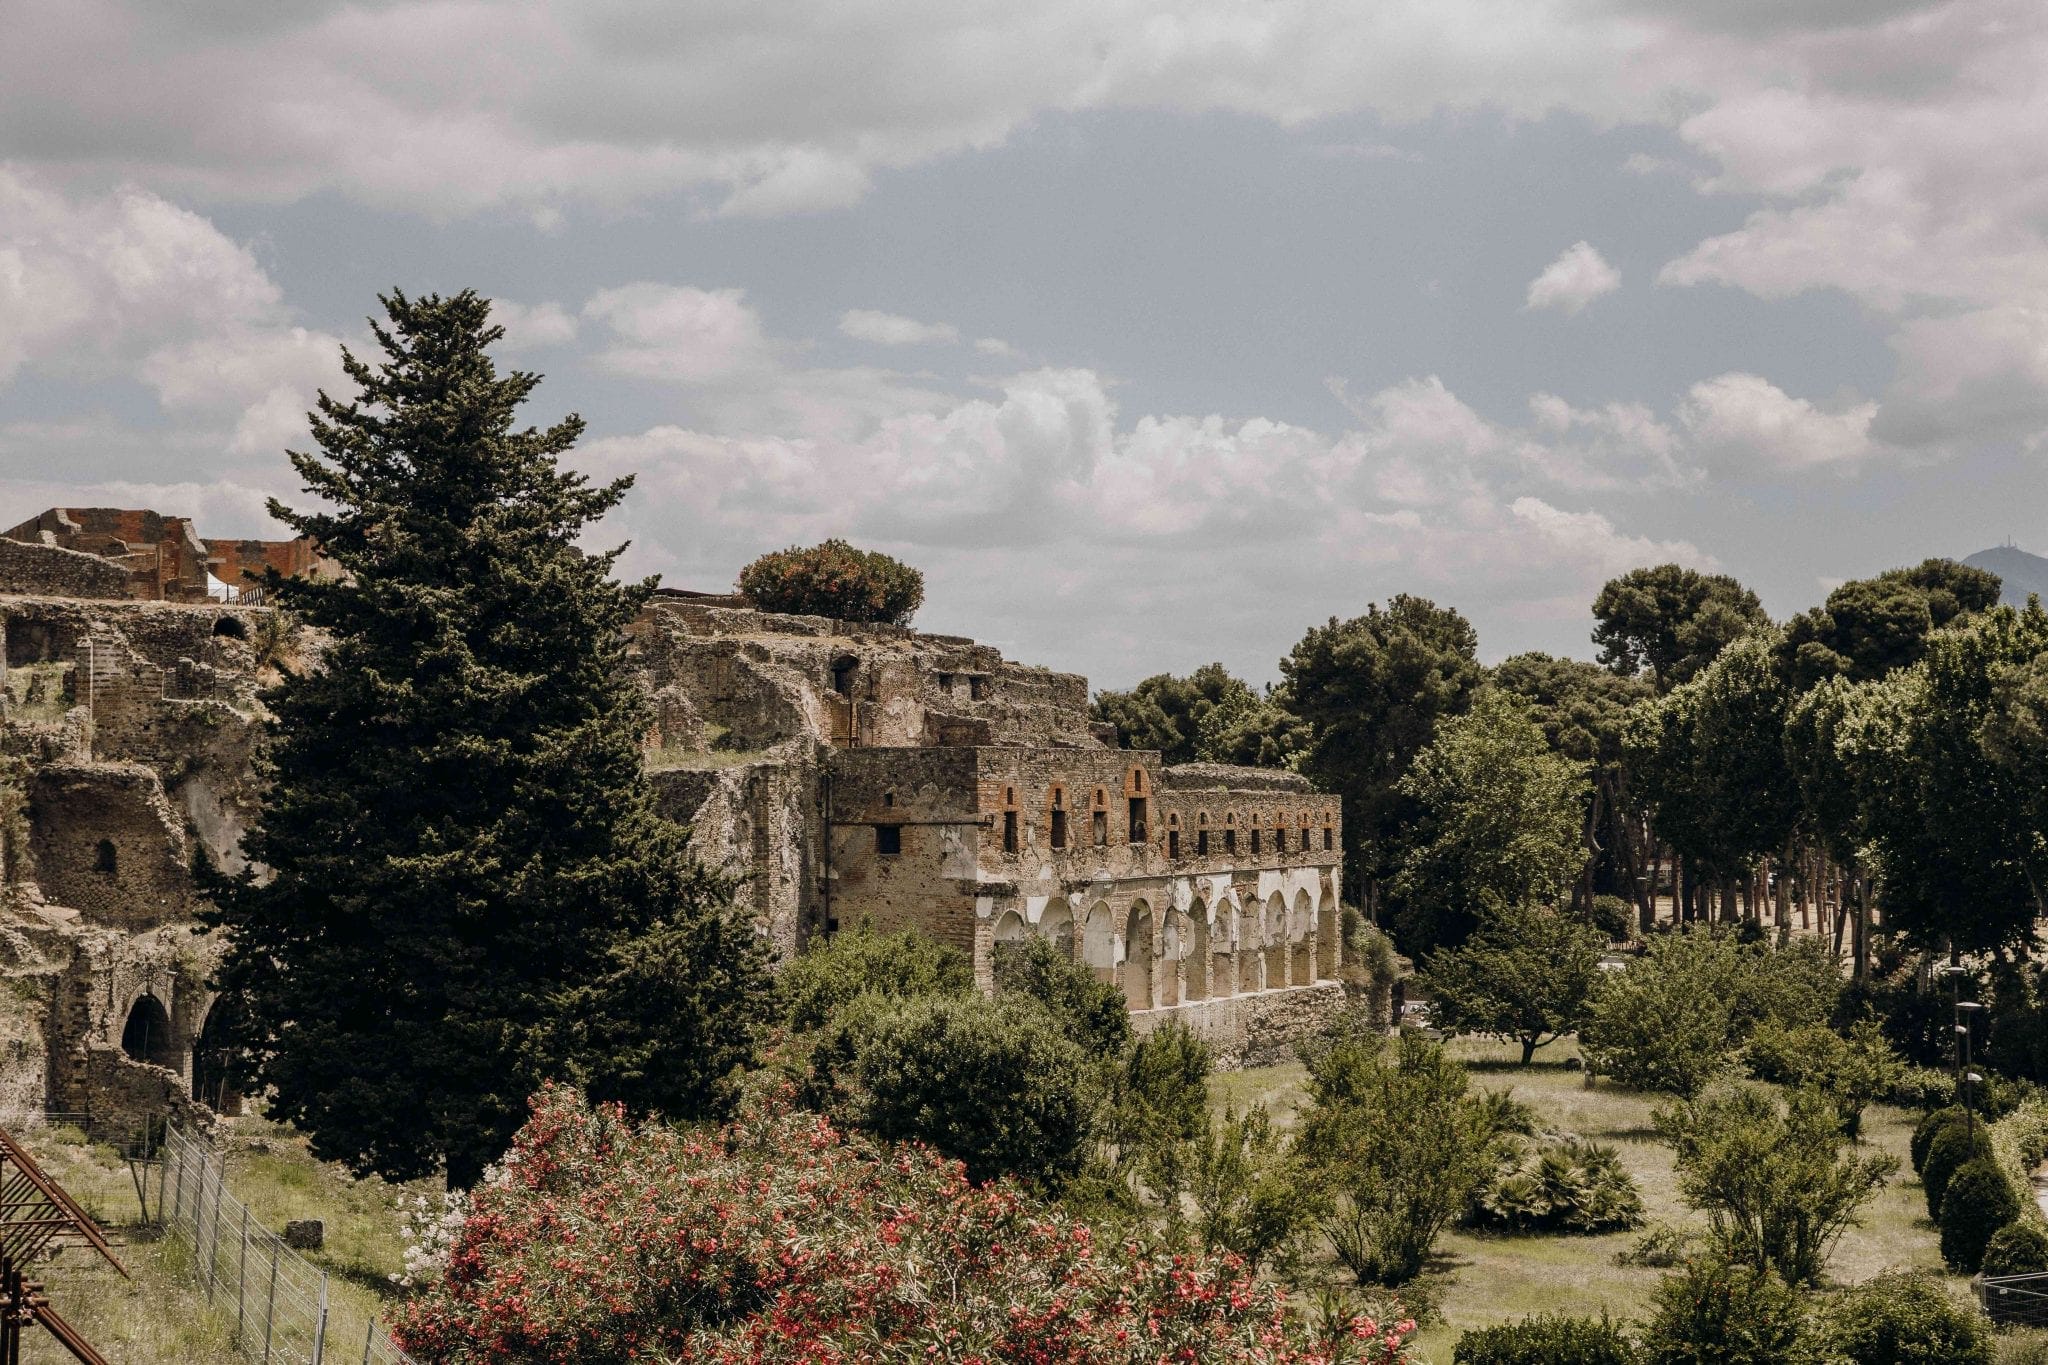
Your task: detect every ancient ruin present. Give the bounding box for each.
[0,510,1351,1132]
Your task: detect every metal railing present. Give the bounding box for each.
[158,1122,417,1365]
[1978,1270,2048,1328]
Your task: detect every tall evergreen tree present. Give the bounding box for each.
[203,290,770,1186]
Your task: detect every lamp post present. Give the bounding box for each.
[1943,964,1985,1138]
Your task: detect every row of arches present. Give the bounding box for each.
[118,990,244,1113]
[991,889,1339,1012]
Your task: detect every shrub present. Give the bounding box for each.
[991,934,1132,1057]
[1588,894,1636,943]
[1657,1083,1897,1286]
[1744,1019,1905,1136]
[1638,1256,1817,1365]
[1940,1158,2023,1273]
[1453,1312,1637,1364]
[1982,1220,2048,1277]
[1924,1120,1996,1219]
[777,920,972,1031]
[1581,931,1748,1095]
[1913,1106,1969,1174]
[395,1083,1421,1364]
[1190,1103,1314,1273]
[1615,1224,1697,1269]
[847,992,1097,1185]
[1295,1031,1505,1285]
[737,538,924,625]
[1823,1269,1993,1364]
[1889,1066,1959,1113]
[1473,1137,1644,1234]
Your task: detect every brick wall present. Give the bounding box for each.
[0,539,133,600]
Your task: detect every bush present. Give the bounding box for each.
[847,993,1097,1185]
[1890,1066,1959,1113]
[1473,1137,1644,1234]
[1924,1120,1996,1219]
[1587,894,1636,943]
[1190,1103,1315,1273]
[1615,1224,1697,1269]
[1639,1255,1817,1364]
[1913,1106,1969,1174]
[1941,1158,2023,1273]
[396,1083,1421,1364]
[1982,1220,2048,1277]
[1453,1312,1637,1364]
[1744,1020,1905,1136]
[1823,1269,1993,1364]
[737,538,924,625]
[777,921,972,1031]
[991,934,1132,1057]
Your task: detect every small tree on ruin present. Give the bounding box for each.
[737,538,924,624]
[203,290,771,1186]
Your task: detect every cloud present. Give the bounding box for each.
[584,284,775,383]
[974,337,1020,359]
[1678,372,1877,470]
[839,310,961,347]
[491,299,581,349]
[1524,241,1621,315]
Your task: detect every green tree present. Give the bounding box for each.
[777,920,974,1032]
[736,538,924,624]
[1283,596,1485,908]
[1656,1083,1896,1286]
[1778,558,2002,689]
[203,290,770,1185]
[1822,1269,1994,1365]
[1592,564,1770,693]
[1092,663,1262,765]
[1639,1255,1819,1365]
[1420,901,1606,1064]
[1390,689,1589,953]
[991,934,1132,1057]
[1195,687,1312,768]
[1293,1030,1506,1285]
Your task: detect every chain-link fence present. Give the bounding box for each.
[158,1122,418,1365]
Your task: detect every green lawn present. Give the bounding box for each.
[1218,1036,1971,1362]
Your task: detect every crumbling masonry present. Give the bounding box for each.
[0,511,1352,1132]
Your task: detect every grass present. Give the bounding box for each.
[1219,1036,1967,1362]
[13,1116,423,1365]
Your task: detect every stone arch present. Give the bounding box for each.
[1264,893,1287,988]
[120,993,179,1071]
[993,909,1029,943]
[191,995,246,1114]
[1317,892,1340,981]
[212,615,248,640]
[1160,908,1185,1007]
[1039,897,1076,961]
[1290,889,1315,986]
[1185,899,1210,1001]
[1238,899,1264,992]
[1083,900,1116,981]
[1122,900,1156,1009]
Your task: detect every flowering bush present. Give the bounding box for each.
[394,1083,1417,1364]
[392,1188,472,1289]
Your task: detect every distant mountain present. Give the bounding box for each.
[1963,544,2048,609]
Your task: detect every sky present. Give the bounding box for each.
[2,1,2044,690]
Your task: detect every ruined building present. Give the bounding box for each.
[0,510,1351,1131]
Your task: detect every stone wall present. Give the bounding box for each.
[1134,981,1348,1068]
[28,764,193,930]
[0,538,132,601]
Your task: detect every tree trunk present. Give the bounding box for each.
[1775,840,1793,946]
[1521,1036,1537,1066]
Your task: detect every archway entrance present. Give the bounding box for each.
[120,994,179,1071]
[191,997,247,1114]
[1122,902,1156,1009]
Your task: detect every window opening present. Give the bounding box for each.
[832,656,858,697]
[1225,828,1237,854]
[95,839,117,875]
[1003,810,1018,854]
[1128,797,1148,845]
[1168,829,1180,858]
[1092,810,1108,846]
[876,825,902,856]
[1197,829,1209,856]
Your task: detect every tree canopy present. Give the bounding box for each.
[1777,558,2002,689]
[203,290,770,1186]
[1591,564,1769,692]
[737,538,925,625]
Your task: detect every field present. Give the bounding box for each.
[1217,1036,1972,1361]
[17,1119,417,1365]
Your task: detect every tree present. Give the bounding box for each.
[1639,1255,1819,1365]
[736,538,924,624]
[1283,597,1485,909]
[1390,689,1588,954]
[1093,663,1261,765]
[1419,902,1605,1064]
[202,290,770,1186]
[1822,1270,1994,1365]
[1293,1031,1506,1285]
[777,920,974,1032]
[991,933,1132,1056]
[1656,1083,1896,1286]
[1778,558,2002,689]
[1592,564,1770,693]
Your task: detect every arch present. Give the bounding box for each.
[1083,901,1116,981]
[1185,900,1210,1002]
[831,654,859,697]
[1039,897,1076,961]
[1264,893,1287,989]
[1122,901,1156,1010]
[1237,900,1264,992]
[120,994,179,1071]
[94,839,117,875]
[211,615,248,640]
[191,995,246,1114]
[1290,889,1315,986]
[1317,893,1340,981]
[993,909,1029,943]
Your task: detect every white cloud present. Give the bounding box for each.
[583,284,775,383]
[974,337,1020,359]
[1678,372,1877,470]
[1524,241,1621,315]
[839,310,961,347]
[491,299,581,349]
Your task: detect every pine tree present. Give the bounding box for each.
[203,290,770,1186]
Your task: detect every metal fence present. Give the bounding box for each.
[1978,1270,2048,1328]
[158,1121,418,1365]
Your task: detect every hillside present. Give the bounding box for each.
[1964,543,2048,608]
